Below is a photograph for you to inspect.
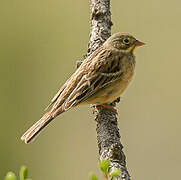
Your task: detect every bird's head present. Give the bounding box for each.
[105,32,145,54]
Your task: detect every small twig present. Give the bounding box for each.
[104,173,109,180]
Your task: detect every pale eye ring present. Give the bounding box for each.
[123,38,130,44]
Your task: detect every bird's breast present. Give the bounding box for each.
[84,54,136,104]
[103,59,135,103]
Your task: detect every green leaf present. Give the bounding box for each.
[4,172,17,180]
[89,173,99,180]
[19,166,28,180]
[110,169,121,178]
[99,159,110,173]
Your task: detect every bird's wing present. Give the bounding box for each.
[44,83,67,111]
[45,46,105,112]
[63,49,123,110]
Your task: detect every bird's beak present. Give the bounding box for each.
[135,40,145,47]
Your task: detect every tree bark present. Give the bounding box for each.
[88,0,131,179]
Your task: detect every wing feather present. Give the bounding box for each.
[45,46,106,112]
[63,50,123,110]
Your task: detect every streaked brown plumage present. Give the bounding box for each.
[21,32,144,144]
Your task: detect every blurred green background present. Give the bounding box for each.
[0,0,181,179]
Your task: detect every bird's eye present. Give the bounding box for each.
[123,38,130,44]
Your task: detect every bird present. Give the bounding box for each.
[21,32,144,144]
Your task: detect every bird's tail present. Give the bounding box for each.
[21,107,64,144]
[21,112,53,144]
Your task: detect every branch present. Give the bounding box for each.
[88,0,131,179]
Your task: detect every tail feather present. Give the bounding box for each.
[21,102,66,144]
[21,112,53,144]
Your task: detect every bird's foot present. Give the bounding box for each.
[95,104,118,114]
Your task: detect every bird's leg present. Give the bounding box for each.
[95,104,118,114]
